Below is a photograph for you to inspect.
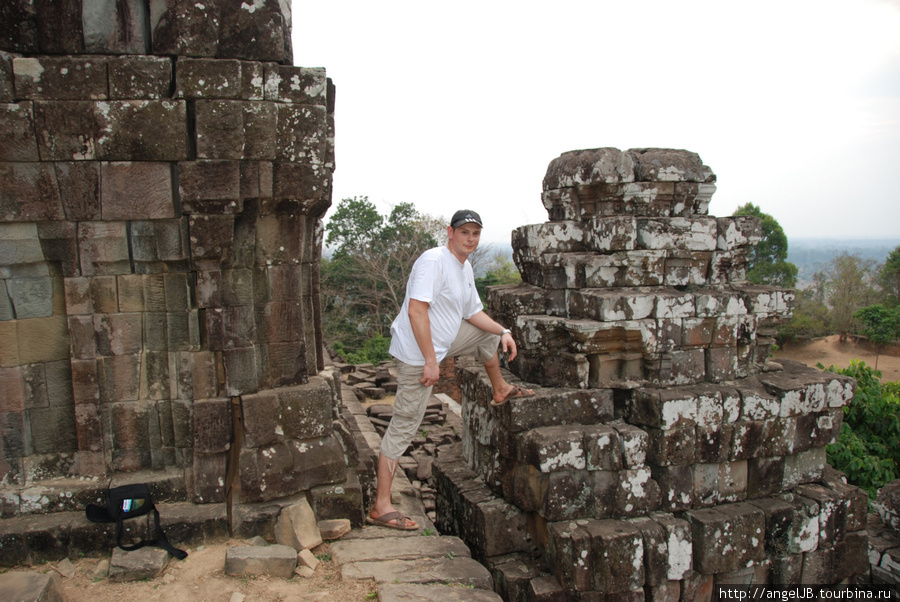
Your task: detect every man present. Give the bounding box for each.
[366,210,533,531]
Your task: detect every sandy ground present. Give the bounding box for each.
[775,334,900,383]
[44,539,376,602]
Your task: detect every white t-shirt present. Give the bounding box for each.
[389,246,483,365]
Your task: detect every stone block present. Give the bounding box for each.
[222,347,258,396]
[175,58,242,99]
[224,544,297,578]
[6,277,52,319]
[172,350,218,401]
[663,251,711,287]
[0,366,25,412]
[652,465,693,511]
[735,382,779,421]
[517,425,588,473]
[150,1,219,57]
[99,355,142,403]
[310,475,365,528]
[646,426,695,466]
[275,498,322,551]
[275,103,327,163]
[191,451,226,503]
[548,521,594,591]
[95,100,188,161]
[0,162,65,220]
[219,2,290,62]
[240,61,265,100]
[628,148,714,183]
[53,161,101,221]
[271,162,333,208]
[192,397,232,454]
[100,162,176,220]
[189,215,235,269]
[30,405,77,454]
[15,315,68,364]
[685,503,764,574]
[0,102,39,161]
[277,378,333,440]
[108,56,171,99]
[543,147,636,189]
[617,467,661,516]
[14,56,108,100]
[82,0,148,54]
[583,251,666,288]
[704,347,737,382]
[636,217,717,251]
[652,513,693,580]
[178,160,242,212]
[94,312,142,356]
[78,222,130,276]
[31,100,87,160]
[783,448,826,489]
[0,52,13,102]
[130,219,190,265]
[36,221,78,277]
[610,421,648,468]
[696,423,733,464]
[584,424,623,471]
[582,519,645,594]
[628,387,697,430]
[265,66,327,105]
[240,389,280,448]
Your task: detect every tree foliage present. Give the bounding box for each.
[474,250,522,304]
[321,196,444,358]
[824,253,879,342]
[853,304,900,369]
[878,245,900,307]
[825,360,900,498]
[734,203,798,288]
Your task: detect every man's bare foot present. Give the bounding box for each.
[491,384,535,406]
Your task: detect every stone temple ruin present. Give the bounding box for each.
[1,2,898,598]
[434,147,875,598]
[0,0,363,554]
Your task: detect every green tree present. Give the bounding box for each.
[825,253,879,342]
[777,287,832,342]
[825,360,900,498]
[322,196,443,357]
[734,203,798,288]
[878,245,900,306]
[474,250,522,304]
[854,304,900,369]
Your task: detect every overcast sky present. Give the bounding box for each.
[292,0,900,246]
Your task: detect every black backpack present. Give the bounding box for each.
[86,483,187,560]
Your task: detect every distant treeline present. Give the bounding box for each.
[788,238,900,287]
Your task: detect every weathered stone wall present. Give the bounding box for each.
[435,148,873,596]
[0,1,352,521]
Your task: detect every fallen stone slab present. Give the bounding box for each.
[318,518,351,540]
[0,571,64,602]
[108,546,170,582]
[341,556,493,589]
[377,582,503,601]
[329,535,471,564]
[224,544,297,579]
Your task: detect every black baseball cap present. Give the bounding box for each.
[450,210,483,228]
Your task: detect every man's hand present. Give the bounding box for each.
[500,332,518,362]
[419,361,440,387]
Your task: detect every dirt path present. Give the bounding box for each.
[774,334,900,383]
[51,539,376,601]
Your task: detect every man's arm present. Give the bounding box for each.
[408,299,441,387]
[466,310,518,361]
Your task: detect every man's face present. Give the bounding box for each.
[447,223,482,260]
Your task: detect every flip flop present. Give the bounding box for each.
[491,385,535,407]
[366,511,418,531]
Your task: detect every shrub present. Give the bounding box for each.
[823,360,900,498]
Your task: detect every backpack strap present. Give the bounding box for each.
[115,506,188,560]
